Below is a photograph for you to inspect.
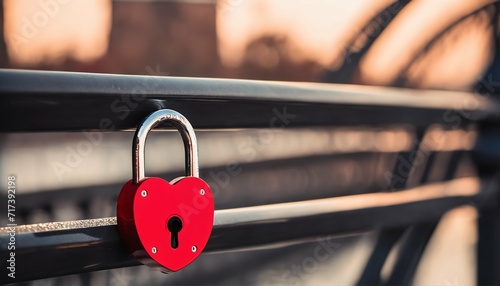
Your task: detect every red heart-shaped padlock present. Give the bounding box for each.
[117,176,214,272]
[116,109,214,273]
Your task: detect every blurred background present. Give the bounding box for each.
[1,0,498,285]
[1,0,499,89]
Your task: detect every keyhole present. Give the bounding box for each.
[167,216,183,249]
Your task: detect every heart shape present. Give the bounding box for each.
[117,177,214,272]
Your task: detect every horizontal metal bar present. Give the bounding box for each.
[11,151,470,213]
[0,69,497,132]
[0,177,495,283]
[3,153,390,213]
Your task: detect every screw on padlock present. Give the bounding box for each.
[117,109,214,273]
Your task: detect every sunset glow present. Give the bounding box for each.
[0,0,494,91]
[3,0,112,65]
[216,0,494,90]
[216,0,393,68]
[357,0,494,87]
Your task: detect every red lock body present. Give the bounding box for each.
[117,177,214,272]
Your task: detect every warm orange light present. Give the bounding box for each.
[216,0,393,68]
[357,0,495,88]
[216,0,494,90]
[3,0,112,65]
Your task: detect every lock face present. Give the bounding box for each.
[116,109,215,273]
[117,177,214,272]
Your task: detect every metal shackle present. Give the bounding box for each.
[132,109,199,184]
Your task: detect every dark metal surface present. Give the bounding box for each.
[475,125,500,285]
[383,150,465,285]
[477,206,500,285]
[356,227,406,286]
[357,130,425,285]
[0,177,493,283]
[0,69,497,132]
[384,222,438,285]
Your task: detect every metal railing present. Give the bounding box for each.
[1,69,500,284]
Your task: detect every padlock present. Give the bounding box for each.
[117,109,214,273]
